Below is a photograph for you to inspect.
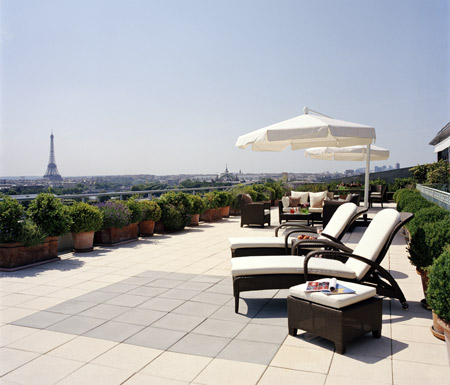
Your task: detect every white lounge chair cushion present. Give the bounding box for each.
[229,237,285,250]
[264,209,270,215]
[346,209,400,280]
[289,279,376,308]
[322,203,357,239]
[291,191,309,204]
[231,256,357,279]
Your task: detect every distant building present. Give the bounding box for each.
[430,122,450,162]
[395,163,400,169]
[218,165,237,181]
[43,132,63,181]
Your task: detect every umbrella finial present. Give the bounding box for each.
[303,106,309,114]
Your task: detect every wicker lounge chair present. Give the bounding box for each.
[369,185,386,208]
[231,209,413,313]
[230,203,367,257]
[239,194,271,228]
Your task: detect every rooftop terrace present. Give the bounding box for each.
[1,204,449,384]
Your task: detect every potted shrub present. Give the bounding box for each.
[69,202,103,252]
[201,192,221,222]
[216,191,233,218]
[427,248,450,362]
[94,200,135,245]
[138,200,161,236]
[408,214,450,308]
[0,195,50,269]
[187,195,206,226]
[158,192,191,232]
[125,198,143,238]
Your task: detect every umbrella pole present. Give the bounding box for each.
[364,144,371,209]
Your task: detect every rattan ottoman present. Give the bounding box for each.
[287,280,382,354]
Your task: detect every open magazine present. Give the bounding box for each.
[304,278,355,295]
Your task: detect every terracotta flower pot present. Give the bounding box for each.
[436,316,450,365]
[431,310,446,341]
[154,220,165,233]
[200,209,213,222]
[219,206,230,218]
[416,268,430,309]
[212,208,222,221]
[190,214,200,226]
[139,220,155,236]
[0,237,58,270]
[72,231,95,252]
[94,223,138,245]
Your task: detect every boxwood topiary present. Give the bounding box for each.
[158,192,191,231]
[427,248,450,323]
[406,205,450,234]
[401,196,433,213]
[203,192,220,209]
[0,194,25,243]
[139,200,162,222]
[393,188,419,205]
[27,193,72,237]
[17,219,47,247]
[408,216,450,269]
[125,198,144,223]
[187,195,206,215]
[396,190,423,211]
[69,202,103,233]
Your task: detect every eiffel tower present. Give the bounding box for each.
[43,132,63,181]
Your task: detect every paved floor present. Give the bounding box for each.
[1,204,449,385]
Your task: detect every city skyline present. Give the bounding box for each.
[1,1,448,177]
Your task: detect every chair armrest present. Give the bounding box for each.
[303,250,400,292]
[275,223,318,237]
[291,238,353,256]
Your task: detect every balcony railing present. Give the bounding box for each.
[417,184,450,211]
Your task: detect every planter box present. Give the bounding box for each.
[212,208,222,221]
[200,209,214,222]
[0,237,59,271]
[72,231,95,253]
[189,214,200,226]
[94,223,138,245]
[154,220,166,233]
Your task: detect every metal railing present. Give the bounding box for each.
[417,184,450,211]
[8,185,241,203]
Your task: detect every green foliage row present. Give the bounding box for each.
[410,160,450,185]
[427,247,450,323]
[139,200,162,222]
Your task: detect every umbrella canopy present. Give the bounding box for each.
[236,107,377,208]
[236,110,376,151]
[304,145,389,161]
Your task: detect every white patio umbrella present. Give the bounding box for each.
[304,145,389,161]
[305,145,389,208]
[236,107,377,208]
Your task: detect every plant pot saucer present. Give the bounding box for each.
[430,325,446,341]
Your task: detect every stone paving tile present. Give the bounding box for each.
[47,336,117,362]
[78,303,130,320]
[92,343,162,371]
[271,345,333,373]
[97,283,137,294]
[169,333,231,357]
[46,315,107,335]
[105,293,150,307]
[56,363,133,385]
[2,354,84,385]
[235,323,288,345]
[124,326,186,350]
[138,297,185,312]
[76,290,121,303]
[217,339,281,365]
[112,308,167,326]
[158,288,201,301]
[146,279,185,289]
[191,318,246,339]
[152,313,206,332]
[46,300,97,315]
[123,373,189,385]
[0,347,39,376]
[0,324,39,347]
[140,351,211,382]
[259,367,326,385]
[83,320,145,342]
[11,311,70,329]
[190,292,233,306]
[171,301,220,318]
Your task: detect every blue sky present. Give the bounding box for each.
[1,0,448,177]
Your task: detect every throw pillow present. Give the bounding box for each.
[281,196,290,209]
[289,196,301,207]
[309,191,328,208]
[241,194,253,204]
[291,191,309,204]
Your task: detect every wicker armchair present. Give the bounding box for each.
[239,194,271,228]
[370,185,386,208]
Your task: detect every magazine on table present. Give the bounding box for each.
[304,278,355,295]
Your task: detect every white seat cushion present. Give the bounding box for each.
[346,209,400,280]
[264,209,270,215]
[308,207,323,213]
[229,237,285,250]
[289,279,376,308]
[231,256,357,279]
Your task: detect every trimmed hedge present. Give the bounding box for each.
[427,248,450,322]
